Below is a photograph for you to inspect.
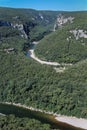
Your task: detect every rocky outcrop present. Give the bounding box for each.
[11,22,37,39]
[11,23,28,39]
[53,14,74,31]
[0,20,28,39]
[0,20,37,39]
[23,22,36,38]
[57,14,74,26]
[70,29,87,40]
[4,48,15,53]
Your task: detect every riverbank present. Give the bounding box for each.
[29,49,60,66]
[0,113,5,116]
[0,102,54,115]
[55,116,87,130]
[28,41,72,73]
[29,41,72,67]
[1,102,87,130]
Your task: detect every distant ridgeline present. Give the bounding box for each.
[0,7,87,123]
[0,7,60,44]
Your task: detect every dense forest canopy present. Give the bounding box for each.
[0,114,56,130]
[0,7,87,129]
[35,12,87,63]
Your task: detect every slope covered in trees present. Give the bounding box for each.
[0,7,87,127]
[0,49,87,118]
[0,7,61,42]
[35,12,87,63]
[0,115,55,130]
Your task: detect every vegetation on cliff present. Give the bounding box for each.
[35,12,87,63]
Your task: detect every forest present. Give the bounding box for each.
[0,114,56,130]
[35,12,87,63]
[0,7,87,129]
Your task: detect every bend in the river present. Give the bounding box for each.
[28,41,72,67]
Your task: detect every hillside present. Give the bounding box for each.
[0,7,60,42]
[0,7,87,129]
[35,12,87,63]
[0,114,55,130]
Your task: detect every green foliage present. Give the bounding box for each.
[0,49,87,118]
[0,115,54,130]
[0,7,87,123]
[0,7,60,42]
[35,12,87,63]
[0,26,19,37]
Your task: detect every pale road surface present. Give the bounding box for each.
[29,42,72,67]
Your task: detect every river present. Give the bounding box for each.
[0,44,86,130]
[0,103,85,130]
[25,42,87,129]
[26,41,72,68]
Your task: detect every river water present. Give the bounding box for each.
[0,103,84,130]
[26,42,37,57]
[0,44,85,130]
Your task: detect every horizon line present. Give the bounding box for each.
[0,6,87,12]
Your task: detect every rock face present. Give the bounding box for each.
[23,22,36,38]
[0,20,28,38]
[11,21,37,39]
[11,23,28,39]
[0,13,75,39]
[57,15,73,26]
[0,21,34,39]
[53,14,74,31]
[0,8,62,38]
[70,29,87,40]
[4,48,15,53]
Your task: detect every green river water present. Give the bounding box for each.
[0,103,85,130]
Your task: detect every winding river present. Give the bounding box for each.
[27,41,72,67]
[0,43,86,129]
[26,42,87,129]
[0,102,86,130]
